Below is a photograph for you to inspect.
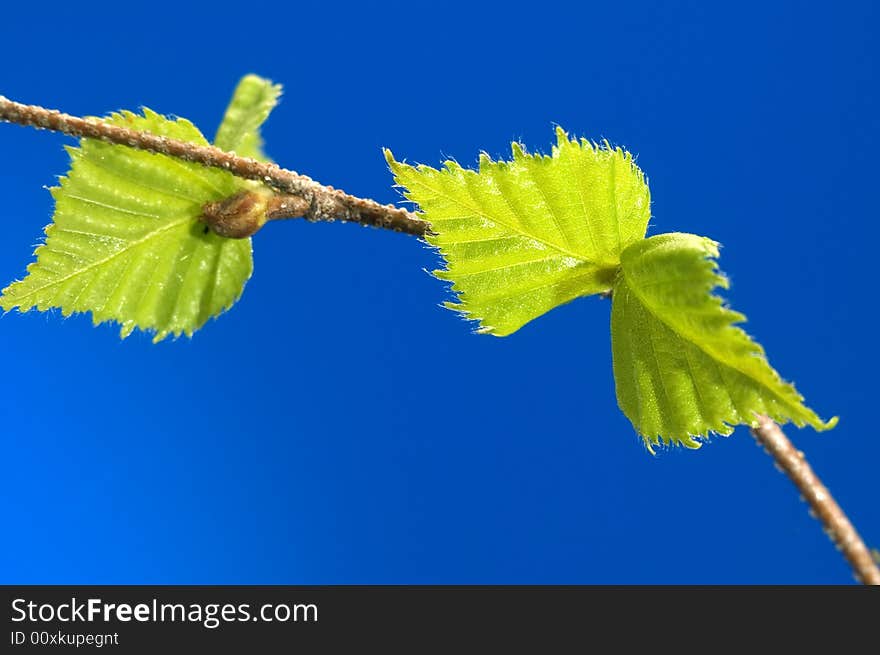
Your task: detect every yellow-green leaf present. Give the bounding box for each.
[0,109,252,342]
[611,233,837,450]
[386,127,650,335]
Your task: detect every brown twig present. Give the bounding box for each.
[751,415,880,585]
[4,96,875,585]
[0,95,429,237]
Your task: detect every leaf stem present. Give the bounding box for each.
[0,95,429,237]
[751,415,880,584]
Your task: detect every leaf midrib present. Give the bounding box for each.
[409,174,609,266]
[3,216,192,304]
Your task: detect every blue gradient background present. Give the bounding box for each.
[1,1,876,584]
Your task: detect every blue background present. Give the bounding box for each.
[1,1,876,584]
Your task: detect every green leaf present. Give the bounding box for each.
[0,109,254,342]
[386,127,650,335]
[611,232,837,450]
[213,73,282,162]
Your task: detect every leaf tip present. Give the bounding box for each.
[819,415,839,431]
[241,72,282,93]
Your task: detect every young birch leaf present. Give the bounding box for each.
[213,73,282,162]
[1,75,281,341]
[0,109,253,342]
[611,232,837,450]
[385,127,650,335]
